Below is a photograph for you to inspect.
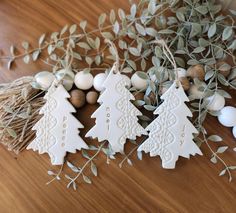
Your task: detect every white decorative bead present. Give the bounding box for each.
[131,73,148,90]
[176,68,187,78]
[35,71,55,90]
[188,83,205,99]
[93,73,107,91]
[74,71,93,90]
[55,69,75,91]
[205,93,225,111]
[232,126,236,139]
[218,106,236,127]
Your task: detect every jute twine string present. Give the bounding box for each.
[154,39,180,87]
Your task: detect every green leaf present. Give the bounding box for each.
[190,23,201,38]
[22,41,29,50]
[135,23,146,36]
[77,42,91,50]
[228,40,236,50]
[82,150,90,159]
[69,24,77,34]
[82,174,92,184]
[217,146,228,153]
[229,166,236,170]
[66,161,79,173]
[208,23,217,38]
[60,25,68,35]
[23,55,30,64]
[38,34,46,46]
[158,29,175,34]
[192,47,205,53]
[122,67,133,73]
[210,156,217,164]
[101,32,114,40]
[127,158,133,166]
[199,38,209,47]
[109,9,116,24]
[219,169,226,176]
[7,128,17,138]
[47,171,55,176]
[129,47,140,56]
[79,20,87,31]
[146,28,158,37]
[136,71,148,79]
[219,63,231,71]
[113,21,120,34]
[98,13,106,26]
[10,45,15,56]
[195,6,208,15]
[118,9,125,20]
[176,12,185,22]
[208,135,223,142]
[217,90,232,99]
[91,161,98,176]
[222,27,233,41]
[130,4,136,18]
[7,59,13,70]
[148,0,157,15]
[32,50,40,61]
[144,105,156,111]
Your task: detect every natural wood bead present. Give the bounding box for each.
[69,89,86,108]
[216,61,231,77]
[134,92,144,100]
[187,64,205,81]
[179,77,190,91]
[86,91,99,104]
[149,92,156,104]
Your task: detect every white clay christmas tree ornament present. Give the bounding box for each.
[138,81,202,169]
[27,82,88,165]
[86,65,147,153]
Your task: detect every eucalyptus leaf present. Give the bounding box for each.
[222,27,233,41]
[208,23,216,38]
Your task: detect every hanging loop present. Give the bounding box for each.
[153,39,180,87]
[105,39,120,74]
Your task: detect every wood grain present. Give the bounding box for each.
[0,1,236,212]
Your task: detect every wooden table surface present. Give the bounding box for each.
[0,1,236,212]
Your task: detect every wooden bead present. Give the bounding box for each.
[86,91,99,104]
[69,89,85,108]
[134,92,144,100]
[187,64,205,81]
[149,92,156,104]
[216,61,231,77]
[179,77,190,91]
